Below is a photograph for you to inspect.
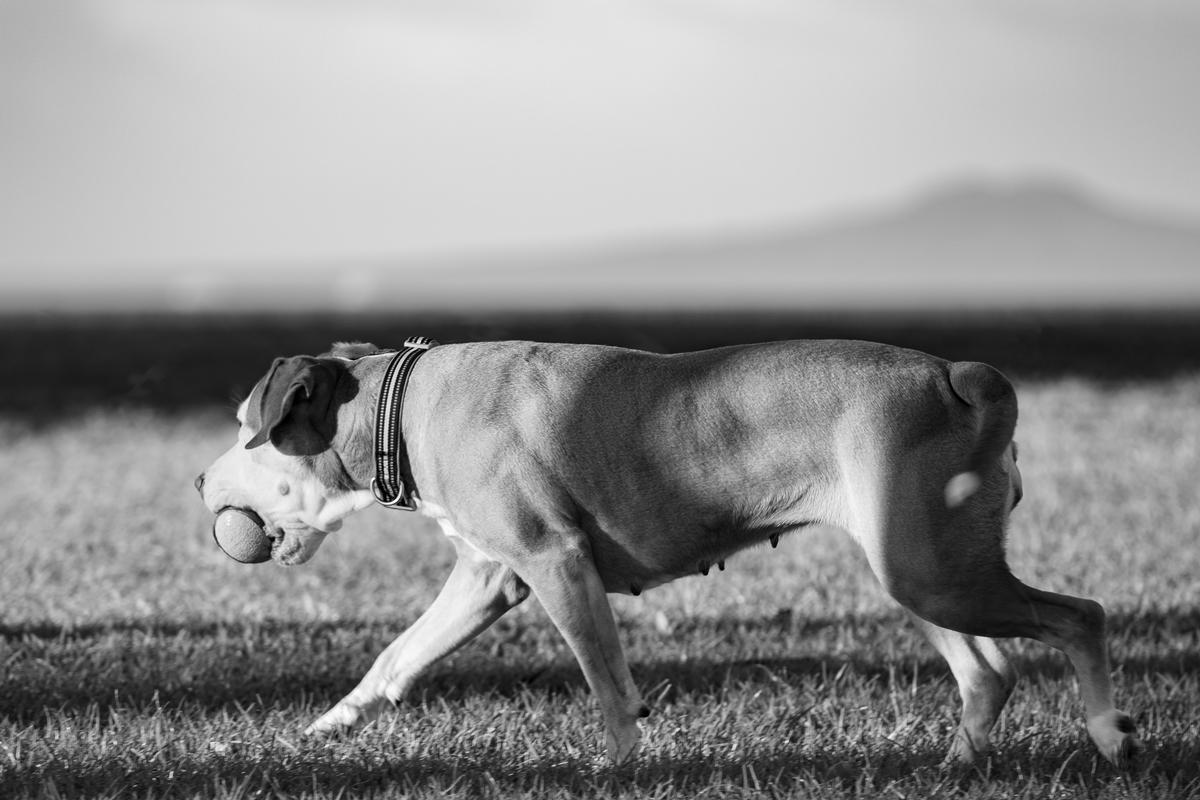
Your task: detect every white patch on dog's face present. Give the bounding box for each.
[201,398,373,565]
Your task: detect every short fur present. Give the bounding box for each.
[197,338,1140,767]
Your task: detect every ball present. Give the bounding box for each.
[213,508,273,564]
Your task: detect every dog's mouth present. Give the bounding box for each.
[211,503,329,566]
[271,534,300,564]
[263,522,301,563]
[271,523,330,566]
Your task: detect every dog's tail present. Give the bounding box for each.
[943,361,1018,508]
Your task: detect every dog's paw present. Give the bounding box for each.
[303,716,351,739]
[304,701,379,738]
[944,727,991,766]
[605,721,642,765]
[1088,710,1143,769]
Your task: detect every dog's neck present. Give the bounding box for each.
[330,352,434,496]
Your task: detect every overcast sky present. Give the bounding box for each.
[2,0,1199,304]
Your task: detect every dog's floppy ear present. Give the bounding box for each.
[245,356,353,455]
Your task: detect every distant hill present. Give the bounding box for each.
[7,177,1200,311]
[410,178,1200,310]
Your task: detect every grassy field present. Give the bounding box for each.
[2,312,1199,798]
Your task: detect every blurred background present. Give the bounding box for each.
[2,0,1200,408]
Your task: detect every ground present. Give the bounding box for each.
[1,311,1198,798]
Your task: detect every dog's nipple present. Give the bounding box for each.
[699,561,709,576]
[770,533,780,548]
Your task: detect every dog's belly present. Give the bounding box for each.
[585,505,826,595]
[563,432,844,595]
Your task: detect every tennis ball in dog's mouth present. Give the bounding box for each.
[213,508,273,564]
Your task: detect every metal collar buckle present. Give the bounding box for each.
[371,476,416,510]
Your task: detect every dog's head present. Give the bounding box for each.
[197,343,381,565]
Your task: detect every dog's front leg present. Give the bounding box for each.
[305,539,529,736]
[521,535,647,764]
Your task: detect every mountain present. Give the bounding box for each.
[404,178,1200,310]
[11,177,1199,312]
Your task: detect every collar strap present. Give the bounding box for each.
[371,336,436,510]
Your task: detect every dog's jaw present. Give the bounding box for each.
[270,522,329,565]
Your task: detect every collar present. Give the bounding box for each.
[371,336,436,510]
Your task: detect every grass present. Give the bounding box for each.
[2,314,1200,797]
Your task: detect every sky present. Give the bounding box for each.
[2,0,1199,308]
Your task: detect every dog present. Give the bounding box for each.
[196,338,1140,766]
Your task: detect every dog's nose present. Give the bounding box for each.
[194,473,206,496]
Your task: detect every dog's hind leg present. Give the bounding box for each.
[915,580,1140,767]
[518,531,646,764]
[997,584,1140,767]
[885,563,1141,766]
[305,537,529,737]
[848,451,1139,766]
[910,615,1015,764]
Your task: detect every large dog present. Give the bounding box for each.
[196,338,1140,766]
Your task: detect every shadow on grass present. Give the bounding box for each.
[3,728,1194,799]
[4,608,1197,727]
[5,605,1191,644]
